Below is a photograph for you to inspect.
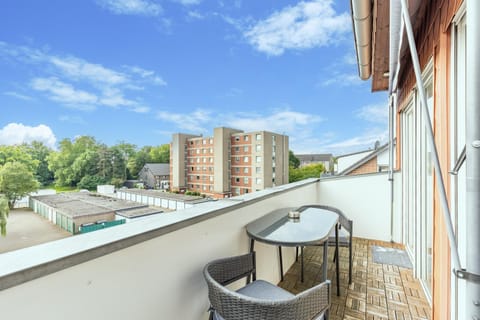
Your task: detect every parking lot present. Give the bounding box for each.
[0,209,71,254]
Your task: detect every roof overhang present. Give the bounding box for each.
[351,0,427,92]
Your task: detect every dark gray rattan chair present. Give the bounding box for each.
[204,252,331,320]
[296,205,353,285]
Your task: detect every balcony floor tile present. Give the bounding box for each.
[278,238,431,320]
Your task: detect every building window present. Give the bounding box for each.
[243,177,249,184]
[196,149,200,154]
[190,141,194,145]
[235,156,240,162]
[202,139,206,145]
[235,147,239,152]
[256,178,262,185]
[256,134,261,141]
[209,157,213,163]
[191,167,194,171]
[256,156,261,163]
[203,158,207,163]
[235,178,240,183]
[256,144,261,152]
[209,176,213,182]
[203,149,207,154]
[243,146,249,152]
[196,158,200,163]
[244,167,249,173]
[244,135,249,141]
[196,176,200,180]
[209,139,213,144]
[235,167,240,173]
[235,136,240,141]
[244,156,249,163]
[272,135,276,142]
[244,189,249,194]
[256,167,261,173]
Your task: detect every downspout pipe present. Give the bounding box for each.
[350,0,372,80]
[465,0,480,317]
[399,0,462,272]
[388,94,395,242]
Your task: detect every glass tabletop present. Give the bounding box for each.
[246,206,339,247]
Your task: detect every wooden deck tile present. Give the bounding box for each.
[278,238,432,319]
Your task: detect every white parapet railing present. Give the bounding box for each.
[318,172,403,243]
[0,179,320,320]
[0,174,401,320]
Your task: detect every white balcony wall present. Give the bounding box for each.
[0,180,320,320]
[318,172,403,242]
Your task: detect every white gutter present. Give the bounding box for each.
[465,0,480,317]
[351,0,372,80]
[388,0,403,93]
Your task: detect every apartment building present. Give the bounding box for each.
[170,127,289,198]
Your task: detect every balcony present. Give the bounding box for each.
[0,173,430,320]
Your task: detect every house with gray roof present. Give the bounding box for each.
[138,163,170,189]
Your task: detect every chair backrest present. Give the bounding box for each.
[298,204,353,235]
[204,252,331,320]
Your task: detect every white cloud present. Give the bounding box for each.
[244,0,350,56]
[173,0,202,5]
[50,56,128,86]
[3,91,33,101]
[59,115,86,125]
[0,123,57,149]
[356,102,388,124]
[157,109,212,133]
[320,72,362,87]
[31,77,98,110]
[321,128,388,153]
[187,10,205,20]
[224,110,322,134]
[124,65,167,86]
[96,0,162,16]
[1,42,166,113]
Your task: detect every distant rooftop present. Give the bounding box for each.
[143,163,169,176]
[296,154,332,162]
[119,188,208,204]
[32,192,148,218]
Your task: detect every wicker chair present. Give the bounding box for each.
[204,252,331,320]
[296,205,353,285]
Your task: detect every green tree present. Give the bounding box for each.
[0,162,39,208]
[48,136,100,187]
[77,175,107,190]
[289,150,300,169]
[24,141,54,185]
[0,145,39,172]
[149,144,170,163]
[289,163,325,183]
[127,146,152,179]
[0,195,9,236]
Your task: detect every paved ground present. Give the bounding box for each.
[0,209,71,254]
[279,238,431,320]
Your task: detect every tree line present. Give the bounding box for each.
[0,136,170,206]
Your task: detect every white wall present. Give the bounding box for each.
[318,172,399,242]
[0,181,320,320]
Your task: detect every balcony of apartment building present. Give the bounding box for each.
[0,173,431,320]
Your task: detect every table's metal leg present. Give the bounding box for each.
[322,241,328,282]
[296,246,299,262]
[249,239,256,282]
[301,246,304,282]
[335,224,340,296]
[278,246,284,282]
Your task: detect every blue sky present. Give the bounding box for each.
[0,0,387,155]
